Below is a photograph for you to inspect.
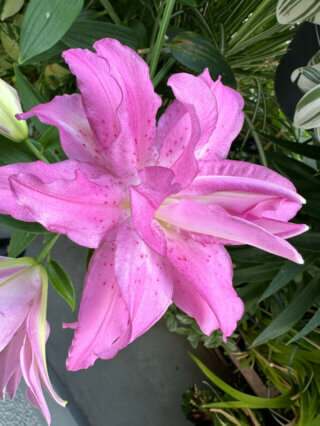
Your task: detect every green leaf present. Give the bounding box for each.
[19,0,83,64]
[46,260,75,310]
[294,83,320,129]
[0,134,36,165]
[8,229,36,257]
[0,22,19,61]
[259,257,315,302]
[261,132,320,160]
[190,353,293,408]
[0,214,47,234]
[276,0,320,25]
[14,65,48,134]
[288,308,320,343]
[39,126,61,150]
[252,272,320,347]
[291,232,320,252]
[0,0,24,21]
[234,262,283,285]
[291,64,320,93]
[178,0,197,6]
[23,41,67,65]
[62,20,139,50]
[168,31,236,86]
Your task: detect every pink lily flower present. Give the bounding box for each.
[0,39,307,371]
[0,257,66,424]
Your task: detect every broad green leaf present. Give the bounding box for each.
[190,353,293,408]
[261,132,320,160]
[62,20,139,50]
[0,134,35,165]
[294,83,320,129]
[39,126,61,151]
[276,0,320,24]
[288,308,320,343]
[308,414,320,426]
[0,214,47,233]
[8,229,36,257]
[168,31,236,86]
[19,0,83,63]
[14,65,48,134]
[23,41,67,65]
[46,260,75,310]
[0,22,19,61]
[252,272,320,347]
[259,257,315,302]
[291,64,320,93]
[0,0,24,20]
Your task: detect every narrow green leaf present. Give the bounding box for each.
[39,126,61,151]
[0,0,24,21]
[291,233,320,252]
[169,31,236,86]
[0,214,47,234]
[204,399,291,409]
[190,353,293,408]
[234,262,282,285]
[276,0,320,24]
[14,65,48,134]
[8,229,36,258]
[62,20,139,50]
[288,308,320,343]
[252,272,320,347]
[19,0,83,63]
[259,257,314,302]
[260,132,320,160]
[46,260,75,310]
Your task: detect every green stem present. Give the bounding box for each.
[152,57,175,88]
[37,234,59,264]
[149,0,176,80]
[245,114,268,168]
[99,0,121,25]
[25,139,49,163]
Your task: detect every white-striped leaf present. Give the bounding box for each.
[309,50,320,66]
[314,126,320,142]
[294,83,320,129]
[291,64,320,93]
[277,0,320,24]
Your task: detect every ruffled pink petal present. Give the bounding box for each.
[0,308,28,351]
[250,219,308,239]
[10,168,126,248]
[66,239,131,371]
[94,38,161,169]
[197,70,244,161]
[167,234,244,338]
[0,159,108,222]
[156,199,303,264]
[246,198,301,222]
[20,336,51,425]
[0,324,25,399]
[0,265,42,317]
[17,94,106,167]
[114,219,173,342]
[157,72,217,185]
[26,291,66,408]
[130,166,181,255]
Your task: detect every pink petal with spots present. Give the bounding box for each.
[167,233,244,338]
[17,94,106,167]
[115,219,173,342]
[94,38,161,170]
[130,166,181,255]
[197,70,244,160]
[156,199,303,264]
[10,169,125,248]
[66,239,131,371]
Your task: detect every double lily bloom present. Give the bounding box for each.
[0,39,307,372]
[0,257,65,423]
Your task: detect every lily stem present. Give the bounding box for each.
[149,0,176,80]
[25,139,49,163]
[245,114,268,168]
[37,234,59,264]
[99,0,121,25]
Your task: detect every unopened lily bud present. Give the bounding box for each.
[0,78,28,142]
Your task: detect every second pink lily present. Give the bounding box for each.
[0,38,307,370]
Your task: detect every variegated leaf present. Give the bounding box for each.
[294,83,320,129]
[277,0,320,24]
[314,126,320,143]
[291,64,320,93]
[309,50,320,66]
